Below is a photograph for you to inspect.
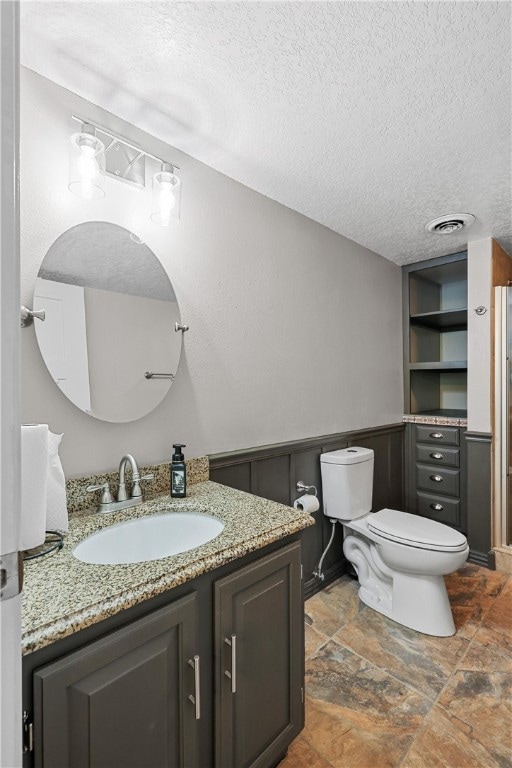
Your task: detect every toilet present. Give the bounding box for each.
[320,447,469,636]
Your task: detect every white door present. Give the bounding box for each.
[0,3,22,766]
[34,278,92,413]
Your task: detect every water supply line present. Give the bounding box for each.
[313,519,338,581]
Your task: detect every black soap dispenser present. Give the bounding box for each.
[170,444,187,498]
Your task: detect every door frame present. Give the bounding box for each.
[0,1,22,766]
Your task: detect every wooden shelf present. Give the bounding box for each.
[409,361,467,371]
[411,408,467,418]
[409,309,467,331]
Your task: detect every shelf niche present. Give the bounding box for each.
[403,252,468,418]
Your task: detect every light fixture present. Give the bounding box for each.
[151,162,181,226]
[69,115,181,225]
[69,123,106,200]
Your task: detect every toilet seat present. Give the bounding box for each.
[368,508,468,552]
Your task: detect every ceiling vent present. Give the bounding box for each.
[425,213,475,235]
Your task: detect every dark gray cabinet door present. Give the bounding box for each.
[214,542,303,768]
[33,593,199,768]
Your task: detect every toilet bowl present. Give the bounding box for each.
[320,447,469,636]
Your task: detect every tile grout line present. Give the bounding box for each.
[297,732,336,768]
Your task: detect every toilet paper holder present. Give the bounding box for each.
[296,480,318,497]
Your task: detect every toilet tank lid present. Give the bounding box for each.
[320,447,374,465]
[369,508,468,550]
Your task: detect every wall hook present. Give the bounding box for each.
[175,322,189,333]
[474,306,487,316]
[20,306,45,328]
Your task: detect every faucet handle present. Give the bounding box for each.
[131,473,154,500]
[131,474,154,498]
[86,482,114,509]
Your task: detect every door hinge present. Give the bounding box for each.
[22,711,33,753]
[301,687,304,704]
[300,564,303,581]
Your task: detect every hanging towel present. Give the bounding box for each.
[46,431,68,532]
[20,424,48,550]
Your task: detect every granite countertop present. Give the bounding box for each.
[22,481,314,655]
[402,414,468,427]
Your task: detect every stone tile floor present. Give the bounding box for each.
[280,564,512,768]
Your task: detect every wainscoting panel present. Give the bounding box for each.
[210,424,405,598]
[465,432,493,568]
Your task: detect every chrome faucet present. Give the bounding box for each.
[117,454,142,501]
[87,454,154,513]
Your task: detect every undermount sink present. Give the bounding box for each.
[73,512,224,565]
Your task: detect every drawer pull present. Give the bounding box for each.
[430,503,444,511]
[429,432,444,439]
[430,474,443,482]
[430,452,444,460]
[224,634,237,694]
[188,655,201,720]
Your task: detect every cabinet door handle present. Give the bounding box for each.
[430,503,444,511]
[430,452,444,460]
[224,634,237,694]
[430,474,443,482]
[188,655,201,720]
[429,432,444,439]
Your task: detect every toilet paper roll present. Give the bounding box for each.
[293,494,320,514]
[21,424,49,550]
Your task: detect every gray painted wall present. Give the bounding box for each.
[20,68,403,477]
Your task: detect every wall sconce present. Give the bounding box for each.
[151,163,181,227]
[69,124,106,200]
[69,115,181,225]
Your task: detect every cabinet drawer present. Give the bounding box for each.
[414,425,459,446]
[416,465,459,496]
[415,445,459,468]
[416,491,460,527]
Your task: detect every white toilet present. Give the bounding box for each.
[320,447,469,636]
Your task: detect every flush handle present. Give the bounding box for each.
[224,634,237,693]
[430,503,444,511]
[429,432,444,439]
[430,474,443,482]
[430,452,444,460]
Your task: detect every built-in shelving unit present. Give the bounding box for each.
[403,252,468,418]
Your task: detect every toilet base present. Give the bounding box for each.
[357,572,455,637]
[343,531,457,637]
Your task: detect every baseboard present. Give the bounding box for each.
[468,548,494,569]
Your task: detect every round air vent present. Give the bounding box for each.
[425,213,475,235]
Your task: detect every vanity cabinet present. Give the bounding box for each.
[24,538,303,768]
[215,545,303,768]
[405,424,467,533]
[33,594,199,768]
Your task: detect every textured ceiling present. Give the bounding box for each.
[20,1,511,265]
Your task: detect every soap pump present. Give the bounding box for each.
[170,444,187,498]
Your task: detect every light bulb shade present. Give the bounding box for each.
[150,166,181,226]
[69,130,106,200]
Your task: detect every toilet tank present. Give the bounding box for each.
[320,447,374,521]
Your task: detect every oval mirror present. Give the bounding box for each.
[33,222,182,423]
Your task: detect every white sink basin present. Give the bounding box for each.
[73,512,224,565]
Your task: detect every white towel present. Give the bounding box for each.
[20,424,48,550]
[46,431,68,532]
[20,425,68,550]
